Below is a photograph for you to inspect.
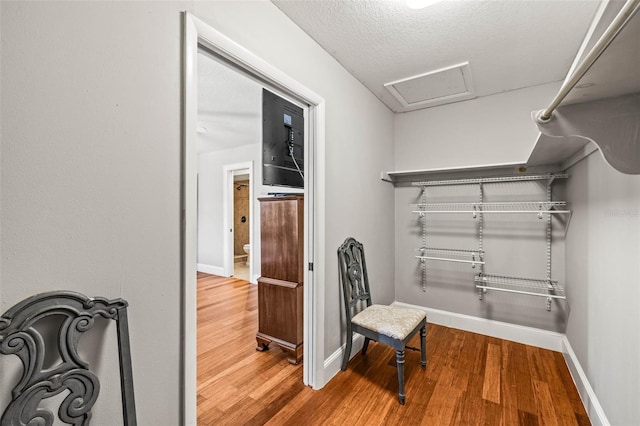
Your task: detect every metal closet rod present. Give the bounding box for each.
[537,0,640,122]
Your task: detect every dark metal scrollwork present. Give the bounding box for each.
[0,291,136,426]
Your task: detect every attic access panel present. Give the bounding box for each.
[385,62,476,111]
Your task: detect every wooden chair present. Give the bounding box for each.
[338,237,427,405]
[0,291,136,425]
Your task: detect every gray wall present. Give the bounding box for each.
[0,1,190,424]
[393,83,569,332]
[565,151,640,425]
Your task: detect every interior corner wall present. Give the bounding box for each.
[0,1,194,424]
[192,2,396,362]
[393,82,569,333]
[564,151,640,425]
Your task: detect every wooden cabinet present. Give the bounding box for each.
[256,195,304,364]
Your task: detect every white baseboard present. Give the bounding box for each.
[393,302,564,351]
[562,337,609,426]
[196,263,224,276]
[323,334,364,385]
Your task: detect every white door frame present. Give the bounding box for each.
[182,12,326,426]
[222,162,253,280]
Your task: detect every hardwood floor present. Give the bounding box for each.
[197,272,590,425]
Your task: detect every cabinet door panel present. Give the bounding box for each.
[259,196,303,284]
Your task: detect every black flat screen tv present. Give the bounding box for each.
[262,89,304,189]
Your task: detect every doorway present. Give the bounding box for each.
[223,163,253,283]
[232,173,250,281]
[183,12,326,426]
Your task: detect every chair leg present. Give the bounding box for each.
[341,331,353,371]
[420,325,427,370]
[361,337,370,356]
[396,349,406,405]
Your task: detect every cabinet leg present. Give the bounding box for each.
[279,343,303,365]
[256,336,271,352]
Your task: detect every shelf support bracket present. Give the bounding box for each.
[546,179,553,311]
[477,182,484,300]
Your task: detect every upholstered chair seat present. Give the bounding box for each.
[352,304,426,341]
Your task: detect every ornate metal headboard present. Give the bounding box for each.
[0,291,136,425]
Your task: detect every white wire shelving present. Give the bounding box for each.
[410,173,568,187]
[415,247,484,268]
[474,274,566,309]
[412,201,570,217]
[410,173,570,310]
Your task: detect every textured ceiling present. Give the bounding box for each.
[273,0,602,112]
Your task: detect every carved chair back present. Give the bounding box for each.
[337,237,373,323]
[0,291,136,425]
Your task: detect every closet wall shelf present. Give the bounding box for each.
[383,164,566,185]
[410,173,568,187]
[412,201,570,217]
[415,247,484,268]
[474,274,565,300]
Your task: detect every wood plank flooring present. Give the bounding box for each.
[197,272,590,425]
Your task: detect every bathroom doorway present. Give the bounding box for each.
[233,174,250,281]
[223,163,253,282]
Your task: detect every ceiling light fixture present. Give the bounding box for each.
[406,0,445,9]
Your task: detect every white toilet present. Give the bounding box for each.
[243,244,250,266]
